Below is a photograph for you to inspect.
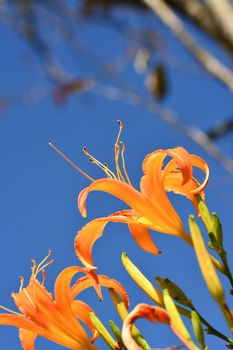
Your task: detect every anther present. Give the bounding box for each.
[19,276,24,292]
[83,146,116,179]
[42,269,47,285]
[117,120,123,128]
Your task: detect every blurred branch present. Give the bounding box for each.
[141,0,233,91]
[92,81,233,175]
[204,0,233,45]
[206,117,233,140]
[165,0,233,56]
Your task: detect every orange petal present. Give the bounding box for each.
[189,154,209,194]
[165,147,193,185]
[19,329,37,350]
[122,303,170,350]
[77,179,168,229]
[0,314,42,333]
[163,172,205,213]
[140,151,184,232]
[71,300,98,342]
[12,279,57,327]
[78,187,89,218]
[122,304,196,350]
[54,266,101,310]
[75,211,141,270]
[128,223,161,254]
[70,275,130,309]
[54,266,101,343]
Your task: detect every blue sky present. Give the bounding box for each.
[0,4,233,349]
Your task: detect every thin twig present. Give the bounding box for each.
[141,0,233,91]
[205,0,233,45]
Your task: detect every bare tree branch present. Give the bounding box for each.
[205,0,233,45]
[141,0,233,91]
[165,0,233,56]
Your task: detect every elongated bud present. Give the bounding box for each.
[189,215,225,304]
[109,289,152,350]
[212,212,223,248]
[194,195,212,233]
[163,289,198,350]
[122,253,190,318]
[191,311,205,350]
[156,277,193,308]
[189,216,233,331]
[109,321,124,347]
[121,252,163,305]
[208,232,219,251]
[89,312,120,350]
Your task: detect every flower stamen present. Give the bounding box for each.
[120,141,132,186]
[83,147,117,179]
[22,289,37,310]
[49,142,94,182]
[19,276,24,292]
[0,305,22,316]
[115,120,126,182]
[35,250,53,277]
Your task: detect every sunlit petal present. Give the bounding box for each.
[74,211,144,270]
[71,300,98,342]
[19,329,37,350]
[70,275,129,309]
[128,223,161,254]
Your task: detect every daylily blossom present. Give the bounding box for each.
[122,303,197,350]
[50,122,209,270]
[0,252,129,350]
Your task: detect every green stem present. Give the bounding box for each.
[219,250,233,290]
[192,307,233,346]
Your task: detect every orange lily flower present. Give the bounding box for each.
[122,303,197,350]
[0,252,129,350]
[50,122,209,270]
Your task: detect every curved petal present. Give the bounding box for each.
[71,300,98,342]
[122,304,170,350]
[75,211,142,270]
[54,266,101,343]
[54,267,101,310]
[189,154,209,194]
[165,147,193,185]
[70,275,129,309]
[0,314,86,349]
[163,153,209,195]
[122,304,196,350]
[19,329,37,350]
[78,179,181,235]
[163,172,205,212]
[0,314,43,333]
[140,151,184,232]
[128,223,161,254]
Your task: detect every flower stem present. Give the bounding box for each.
[192,307,233,347]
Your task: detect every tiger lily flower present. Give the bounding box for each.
[50,121,209,270]
[0,251,129,350]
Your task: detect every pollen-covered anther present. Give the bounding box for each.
[117,119,123,128]
[19,276,24,292]
[83,146,116,179]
